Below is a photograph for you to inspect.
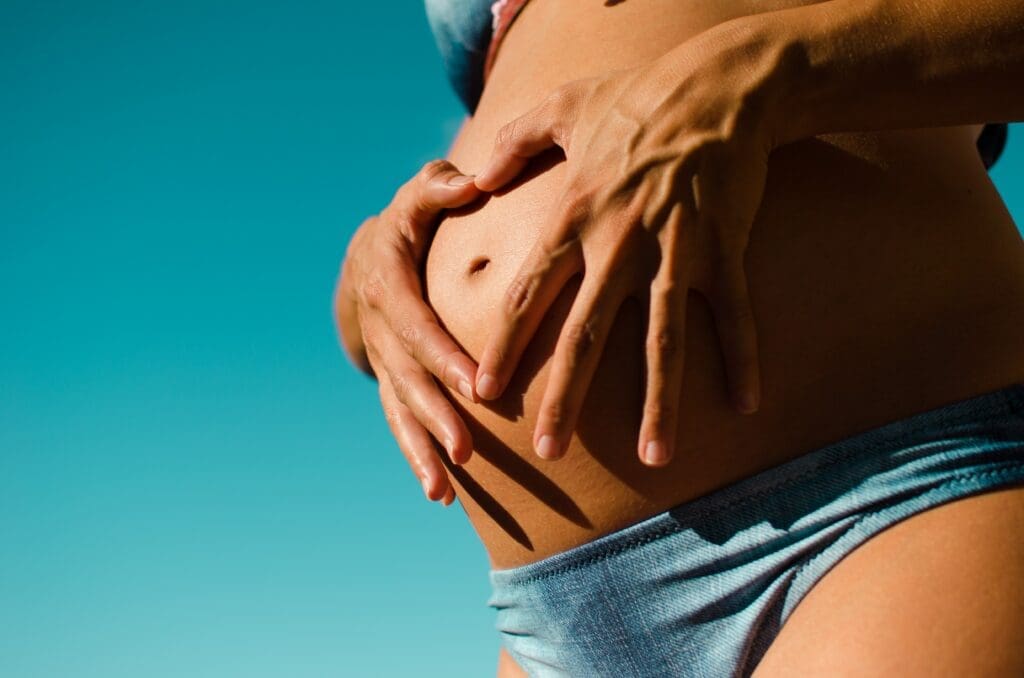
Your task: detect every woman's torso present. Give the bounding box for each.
[422,0,1024,569]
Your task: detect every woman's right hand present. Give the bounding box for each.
[334,159,483,506]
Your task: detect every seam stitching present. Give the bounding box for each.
[496,460,1024,586]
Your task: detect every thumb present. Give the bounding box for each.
[393,159,481,229]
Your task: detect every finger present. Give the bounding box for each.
[370,316,475,464]
[440,484,457,507]
[385,264,479,402]
[709,249,761,414]
[475,200,585,400]
[378,373,453,502]
[474,88,574,191]
[532,259,631,461]
[392,159,482,238]
[638,202,691,467]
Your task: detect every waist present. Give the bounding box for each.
[425,147,1024,569]
[422,0,1024,569]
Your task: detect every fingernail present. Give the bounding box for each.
[444,436,458,463]
[738,391,759,414]
[536,434,561,460]
[457,379,474,401]
[644,440,668,466]
[477,373,499,400]
[421,477,433,500]
[447,174,475,186]
[442,493,454,507]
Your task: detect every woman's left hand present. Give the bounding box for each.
[470,22,796,467]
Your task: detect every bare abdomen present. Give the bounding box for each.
[422,0,1024,568]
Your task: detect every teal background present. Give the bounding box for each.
[1,2,1022,677]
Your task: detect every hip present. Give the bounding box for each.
[486,382,1024,676]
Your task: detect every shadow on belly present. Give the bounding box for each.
[421,126,1020,566]
[433,266,663,553]
[423,144,736,557]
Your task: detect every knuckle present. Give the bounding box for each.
[364,345,383,379]
[503,275,534,317]
[419,159,453,182]
[545,84,573,115]
[587,75,614,102]
[364,332,381,362]
[690,131,726,156]
[541,226,579,259]
[619,187,649,225]
[360,323,379,351]
[495,120,520,152]
[556,201,584,232]
[378,385,402,425]
[389,371,414,404]
[564,320,597,359]
[398,321,421,351]
[541,400,568,429]
[650,267,684,296]
[383,405,402,427]
[360,271,387,308]
[559,190,592,227]
[390,209,419,242]
[434,348,461,386]
[647,327,680,357]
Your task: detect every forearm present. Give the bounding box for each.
[739,0,1024,146]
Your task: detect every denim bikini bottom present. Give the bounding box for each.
[487,382,1024,677]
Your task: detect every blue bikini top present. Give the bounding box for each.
[424,0,495,117]
[423,0,1008,170]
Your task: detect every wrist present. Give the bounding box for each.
[335,231,373,376]
[743,0,889,147]
[734,11,815,150]
[717,9,830,151]
[653,10,816,152]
